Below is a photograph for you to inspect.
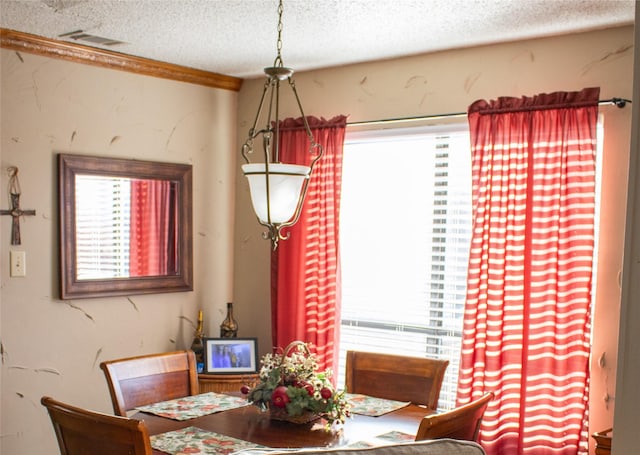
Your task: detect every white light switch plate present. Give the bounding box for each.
[10,250,26,277]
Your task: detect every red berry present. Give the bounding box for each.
[240,385,250,394]
[296,381,314,396]
[320,387,333,399]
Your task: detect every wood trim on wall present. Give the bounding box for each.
[0,28,242,92]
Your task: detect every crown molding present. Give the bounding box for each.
[0,28,242,92]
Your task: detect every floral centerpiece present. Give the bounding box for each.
[240,341,350,426]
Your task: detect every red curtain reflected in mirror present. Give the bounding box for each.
[129,179,178,277]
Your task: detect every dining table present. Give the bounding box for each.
[132,393,434,455]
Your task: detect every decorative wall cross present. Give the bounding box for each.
[0,167,36,245]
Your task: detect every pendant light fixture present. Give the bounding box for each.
[241,0,323,250]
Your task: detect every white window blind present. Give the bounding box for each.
[338,125,472,411]
[75,175,131,279]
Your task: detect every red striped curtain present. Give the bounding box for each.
[129,179,174,277]
[271,115,347,373]
[457,88,599,455]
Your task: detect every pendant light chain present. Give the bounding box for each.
[241,0,324,249]
[274,0,284,68]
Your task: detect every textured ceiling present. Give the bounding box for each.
[0,0,635,79]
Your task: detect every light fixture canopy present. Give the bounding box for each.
[241,0,323,250]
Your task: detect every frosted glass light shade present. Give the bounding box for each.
[242,163,310,224]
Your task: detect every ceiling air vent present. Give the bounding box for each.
[58,30,126,47]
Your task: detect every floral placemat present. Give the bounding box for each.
[345,393,411,417]
[347,430,416,448]
[151,426,266,455]
[136,392,249,421]
[375,430,415,443]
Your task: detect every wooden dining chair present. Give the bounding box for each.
[100,350,199,416]
[41,396,153,455]
[415,391,494,442]
[344,350,449,409]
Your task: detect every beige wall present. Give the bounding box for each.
[234,26,635,453]
[0,24,635,455]
[0,51,237,454]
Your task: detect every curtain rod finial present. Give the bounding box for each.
[611,97,629,108]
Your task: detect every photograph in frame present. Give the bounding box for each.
[204,337,258,374]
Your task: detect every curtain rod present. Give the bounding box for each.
[346,97,632,128]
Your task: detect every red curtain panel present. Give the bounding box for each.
[270,115,347,373]
[458,88,600,455]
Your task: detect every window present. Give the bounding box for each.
[75,175,131,279]
[338,124,472,410]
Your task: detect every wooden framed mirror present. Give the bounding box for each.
[58,153,193,299]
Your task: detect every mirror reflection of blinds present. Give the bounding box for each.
[338,126,472,411]
[75,175,131,279]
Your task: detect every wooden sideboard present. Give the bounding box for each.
[592,428,612,455]
[198,373,260,394]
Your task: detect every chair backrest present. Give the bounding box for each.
[344,350,449,409]
[415,392,494,442]
[41,396,153,455]
[100,350,199,416]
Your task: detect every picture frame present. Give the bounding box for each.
[203,337,258,374]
